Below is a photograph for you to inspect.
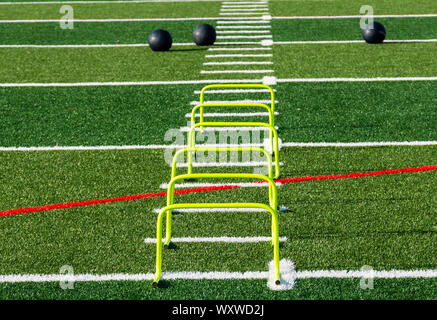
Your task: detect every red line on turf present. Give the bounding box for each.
[1,165,436,217]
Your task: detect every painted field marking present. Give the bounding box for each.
[216,30,271,33]
[1,269,435,283]
[221,8,269,11]
[0,79,266,87]
[0,18,223,23]
[159,182,282,189]
[144,235,288,242]
[3,14,435,22]
[207,47,271,51]
[1,0,225,4]
[222,5,268,8]
[0,16,276,23]
[216,25,271,29]
[185,111,277,118]
[200,69,274,74]
[223,1,268,4]
[189,99,278,105]
[219,12,269,15]
[216,35,272,39]
[3,76,437,87]
[275,39,437,44]
[4,39,434,49]
[193,89,276,93]
[277,77,437,83]
[214,41,263,45]
[273,14,437,19]
[217,20,270,24]
[2,165,436,217]
[174,161,283,167]
[203,61,273,65]
[2,141,436,152]
[179,125,279,131]
[281,141,437,147]
[205,53,272,57]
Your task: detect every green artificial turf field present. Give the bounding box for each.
[0,0,436,301]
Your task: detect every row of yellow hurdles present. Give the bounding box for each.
[152,84,282,287]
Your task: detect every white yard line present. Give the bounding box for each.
[216,35,272,39]
[203,61,273,65]
[159,182,282,189]
[222,5,268,8]
[144,235,287,242]
[11,39,437,48]
[0,18,221,23]
[1,269,435,283]
[216,25,271,29]
[205,53,272,57]
[0,16,271,23]
[186,111,275,117]
[2,14,436,22]
[179,125,279,131]
[3,76,437,87]
[275,39,437,44]
[0,79,266,87]
[193,89,276,93]
[219,12,269,15]
[277,76,437,83]
[200,69,274,74]
[217,20,270,24]
[282,141,437,147]
[221,8,269,11]
[2,141,436,152]
[0,43,191,48]
[207,47,272,51]
[214,41,264,45]
[0,0,224,4]
[273,14,437,19]
[216,30,271,33]
[174,161,283,167]
[189,99,277,105]
[223,1,268,4]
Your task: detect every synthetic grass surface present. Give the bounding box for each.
[2,42,436,82]
[0,46,207,82]
[1,0,436,300]
[0,147,435,276]
[1,0,436,20]
[0,18,436,46]
[0,20,216,45]
[272,17,437,42]
[1,81,436,147]
[0,1,221,20]
[1,17,436,46]
[270,0,437,16]
[1,278,436,300]
[273,42,437,78]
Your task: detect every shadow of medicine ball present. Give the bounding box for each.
[148,29,172,51]
[362,21,386,44]
[193,24,216,46]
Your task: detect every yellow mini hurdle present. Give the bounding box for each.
[171,146,275,179]
[198,84,276,128]
[152,83,282,288]
[187,122,280,178]
[152,173,281,287]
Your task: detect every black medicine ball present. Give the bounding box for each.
[148,29,172,51]
[193,24,216,46]
[362,21,386,44]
